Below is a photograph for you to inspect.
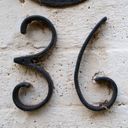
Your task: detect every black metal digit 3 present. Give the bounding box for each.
[74,17,118,111]
[12,15,57,111]
[37,0,87,7]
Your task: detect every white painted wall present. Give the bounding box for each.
[0,0,128,127]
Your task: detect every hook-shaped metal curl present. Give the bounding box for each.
[74,17,118,111]
[12,15,57,111]
[34,0,87,7]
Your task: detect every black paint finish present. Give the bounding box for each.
[74,17,118,111]
[38,0,86,7]
[12,15,57,111]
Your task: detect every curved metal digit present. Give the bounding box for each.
[36,0,86,7]
[74,17,118,111]
[12,15,57,111]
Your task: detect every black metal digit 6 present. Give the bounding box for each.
[36,0,87,7]
[74,17,118,111]
[12,15,57,111]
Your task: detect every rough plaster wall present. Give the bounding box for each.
[0,0,128,128]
